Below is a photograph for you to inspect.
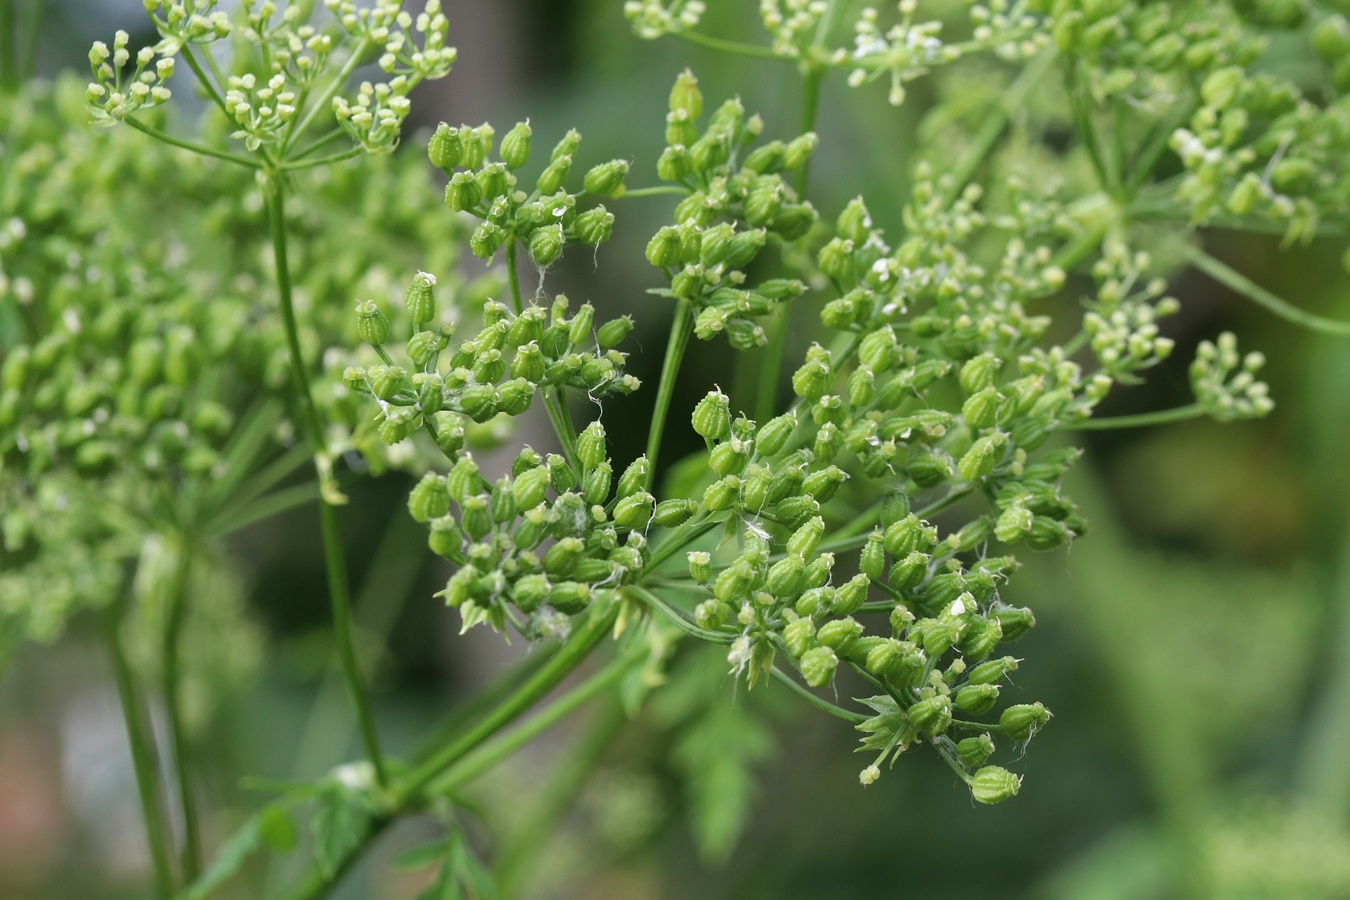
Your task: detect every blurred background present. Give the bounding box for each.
[4,0,1350,898]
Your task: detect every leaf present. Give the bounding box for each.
[185,799,299,900]
[312,785,372,879]
[393,842,449,872]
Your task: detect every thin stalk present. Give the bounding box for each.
[107,605,176,899]
[628,584,735,644]
[1180,243,1350,337]
[178,45,231,119]
[280,146,362,170]
[1064,404,1203,430]
[427,652,640,794]
[291,127,345,161]
[161,537,201,882]
[505,236,525,315]
[794,66,823,195]
[642,515,722,574]
[770,666,867,723]
[543,389,580,469]
[644,297,695,488]
[124,116,262,169]
[674,30,783,61]
[620,185,689,199]
[264,175,387,787]
[284,38,371,153]
[932,739,974,784]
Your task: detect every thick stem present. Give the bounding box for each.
[644,297,695,488]
[1180,243,1350,337]
[161,537,201,882]
[107,605,176,899]
[263,175,387,787]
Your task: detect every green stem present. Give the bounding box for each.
[644,297,696,488]
[264,174,387,788]
[291,127,345,161]
[107,604,176,899]
[427,652,640,794]
[944,49,1055,204]
[770,666,867,723]
[1180,243,1350,337]
[795,66,823,195]
[620,185,690,199]
[395,601,621,805]
[280,146,362,170]
[1065,58,1112,190]
[543,388,580,469]
[628,584,735,644]
[674,29,783,61]
[162,537,201,883]
[932,739,974,784]
[124,116,262,169]
[178,44,231,119]
[1065,404,1203,430]
[505,236,525,315]
[284,37,371,153]
[643,515,722,574]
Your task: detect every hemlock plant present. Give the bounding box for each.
[2,0,1348,895]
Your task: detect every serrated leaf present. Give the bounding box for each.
[312,787,371,879]
[185,799,299,900]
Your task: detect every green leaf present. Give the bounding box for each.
[312,785,372,879]
[185,799,300,900]
[393,842,449,872]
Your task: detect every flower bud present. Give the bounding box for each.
[971,766,1021,804]
[957,734,994,769]
[429,123,463,170]
[355,300,390,346]
[799,645,838,688]
[529,224,565,267]
[573,205,614,245]
[444,171,482,212]
[500,120,531,169]
[907,694,952,736]
[692,389,731,441]
[688,550,712,582]
[583,159,629,196]
[1000,702,1050,741]
[427,516,463,560]
[816,617,863,655]
[617,455,649,498]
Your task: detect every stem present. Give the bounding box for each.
[1065,58,1112,190]
[770,666,867,723]
[644,298,695,488]
[395,601,621,805]
[674,29,783,61]
[107,605,176,899]
[1180,243,1350,337]
[280,146,363,170]
[643,515,722,574]
[620,185,690,199]
[543,389,580,469]
[505,236,525,315]
[427,652,640,794]
[628,584,735,644]
[124,116,262,169]
[162,537,202,883]
[932,739,974,784]
[944,49,1055,204]
[284,37,371,153]
[1065,404,1203,430]
[264,174,387,787]
[179,45,231,119]
[795,66,823,195]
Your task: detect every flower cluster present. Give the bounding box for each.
[85,31,175,126]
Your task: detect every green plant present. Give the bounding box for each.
[3,0,1350,896]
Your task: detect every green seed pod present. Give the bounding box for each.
[836,196,872,244]
[536,155,572,194]
[970,765,1021,804]
[513,466,550,512]
[461,494,493,541]
[792,358,832,402]
[446,456,482,504]
[657,145,693,182]
[801,465,847,502]
[958,352,1001,394]
[474,348,506,384]
[860,532,886,581]
[549,128,580,162]
[572,557,614,583]
[669,68,703,119]
[961,385,1003,431]
[888,550,929,592]
[955,683,1000,716]
[801,553,834,591]
[428,123,463,170]
[583,159,629,196]
[500,120,531,169]
[573,205,614,245]
[755,411,796,457]
[688,551,712,583]
[771,203,817,241]
[594,315,633,350]
[654,498,697,527]
[529,224,565,267]
[799,645,838,688]
[617,456,649,498]
[490,477,518,523]
[544,537,585,577]
[400,272,437,326]
[512,573,550,612]
[744,177,783,227]
[908,451,953,488]
[817,237,855,283]
[957,616,1003,661]
[544,454,577,494]
[355,300,390,346]
[907,694,952,737]
[468,221,505,260]
[427,516,463,560]
[575,421,607,472]
[549,580,591,614]
[1026,516,1071,551]
[565,303,594,347]
[462,124,494,168]
[828,574,867,616]
[458,385,499,423]
[795,586,832,618]
[379,407,420,444]
[955,736,993,770]
[441,569,475,607]
[692,389,732,441]
[742,139,785,174]
[883,515,926,557]
[646,226,683,268]
[766,554,805,597]
[723,228,767,269]
[476,163,509,202]
[614,491,654,529]
[444,171,482,212]
[408,473,451,523]
[433,413,467,459]
[787,517,825,559]
[688,130,729,172]
[703,475,740,511]
[992,606,1035,642]
[783,617,817,658]
[508,343,544,383]
[863,638,906,679]
[581,461,613,505]
[1000,702,1050,741]
[816,617,863,655]
[968,656,1019,686]
[781,131,818,170]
